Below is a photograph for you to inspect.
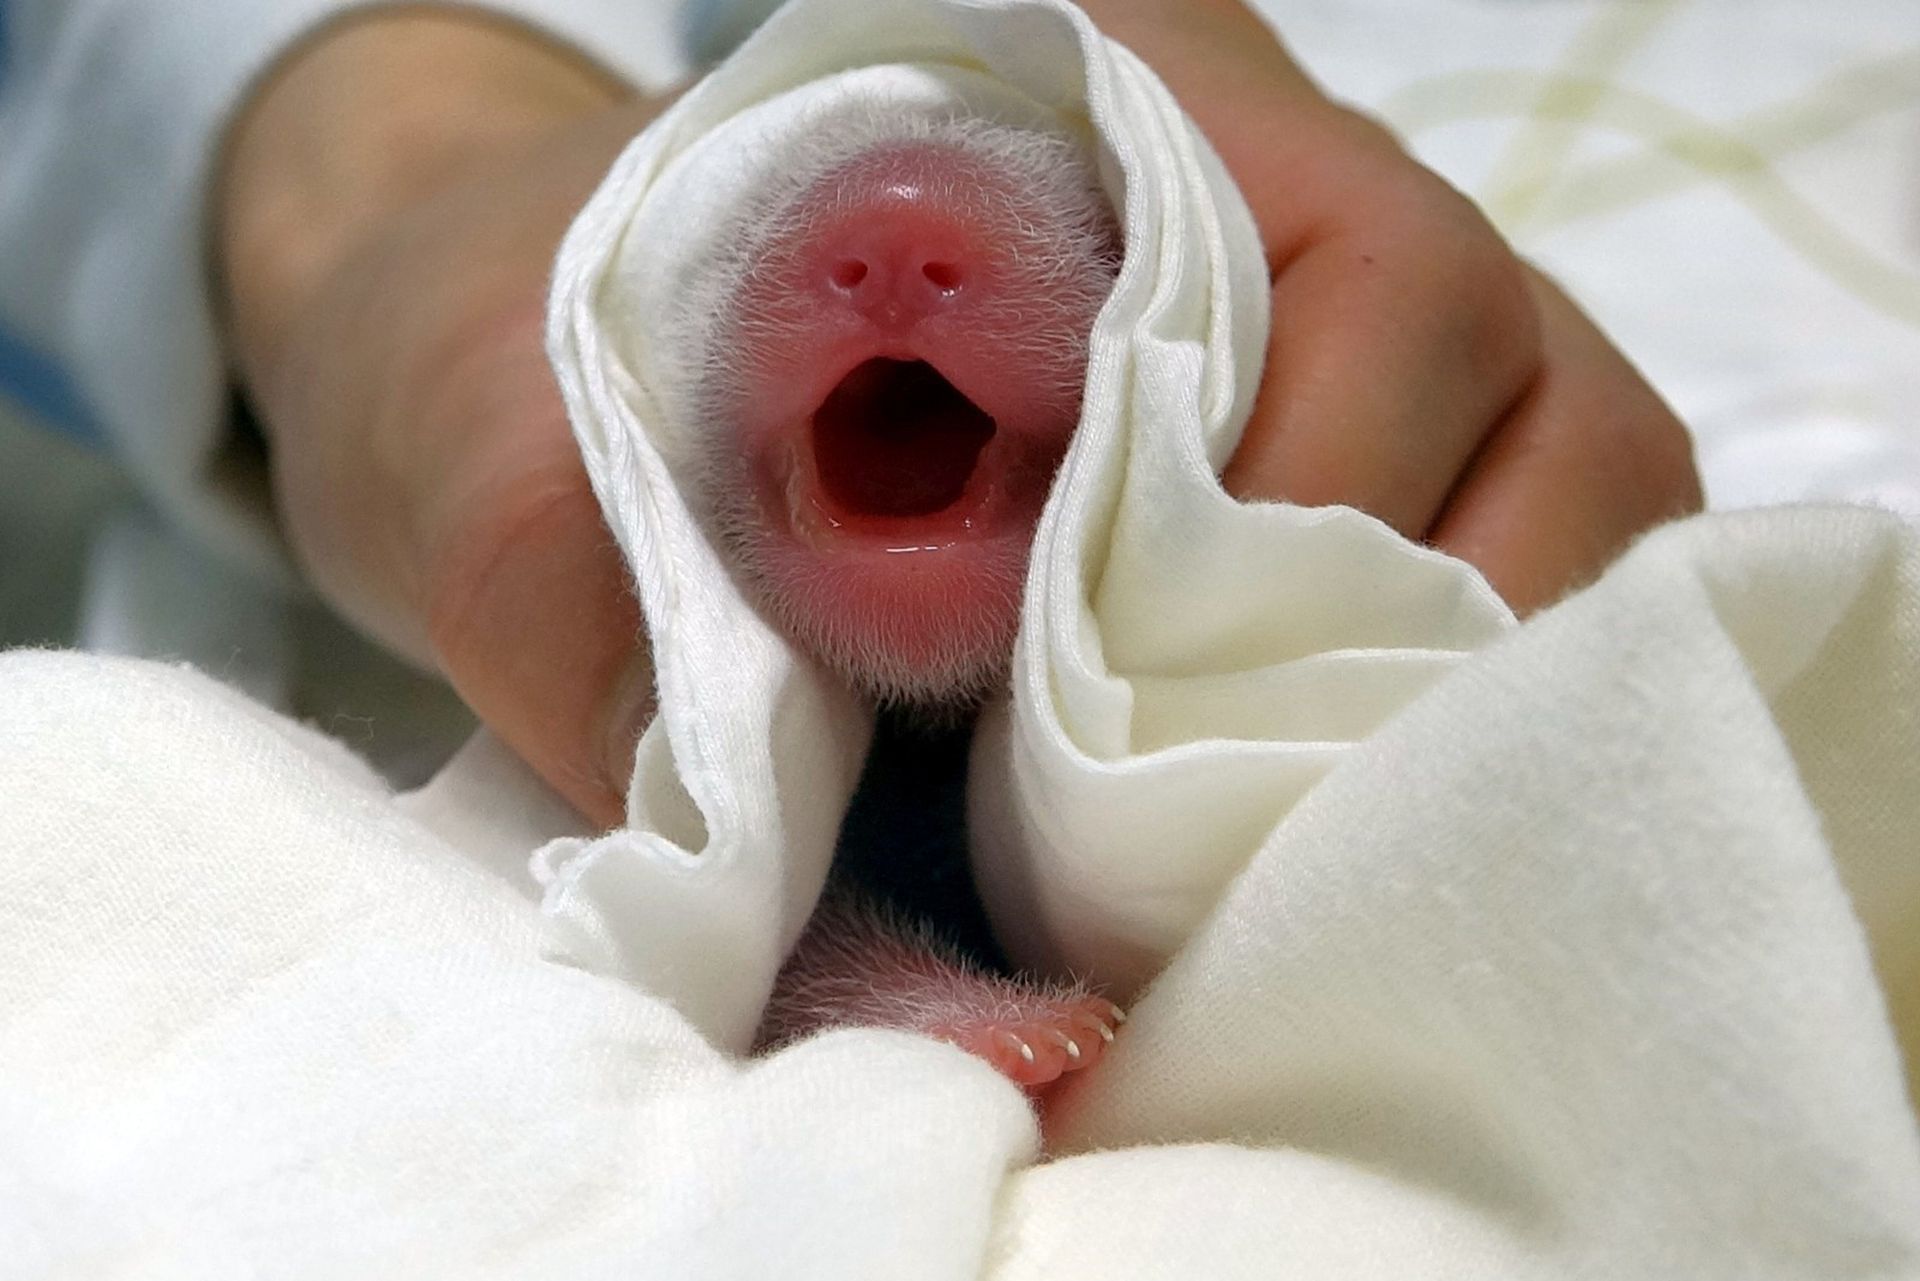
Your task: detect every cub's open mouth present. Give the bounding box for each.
[809,357,996,522]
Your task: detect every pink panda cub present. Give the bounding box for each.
[671,106,1126,1091]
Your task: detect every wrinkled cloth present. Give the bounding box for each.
[6,504,1919,1276]
[3,0,1918,1275]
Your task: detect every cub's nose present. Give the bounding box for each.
[817,221,974,329]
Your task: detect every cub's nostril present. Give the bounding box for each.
[922,261,963,292]
[831,259,870,290]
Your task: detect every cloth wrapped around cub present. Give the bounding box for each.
[3,0,1917,1274]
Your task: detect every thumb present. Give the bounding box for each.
[422,450,652,829]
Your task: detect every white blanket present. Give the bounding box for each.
[4,0,1918,1274]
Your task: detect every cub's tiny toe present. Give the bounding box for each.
[962,1027,1062,1087]
[999,1030,1039,1072]
[1071,1004,1119,1044]
[937,989,1123,1089]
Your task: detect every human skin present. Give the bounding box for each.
[216,3,1703,830]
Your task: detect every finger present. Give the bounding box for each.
[1221,147,1544,537]
[410,320,650,829]
[1071,4,1546,533]
[422,450,649,830]
[1426,270,1703,614]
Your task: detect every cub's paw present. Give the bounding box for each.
[929,992,1125,1090]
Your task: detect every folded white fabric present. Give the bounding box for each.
[6,505,1919,1275]
[4,0,1919,1274]
[0,649,1037,1276]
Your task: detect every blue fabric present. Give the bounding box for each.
[0,0,105,445]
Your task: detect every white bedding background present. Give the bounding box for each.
[4,0,1920,1276]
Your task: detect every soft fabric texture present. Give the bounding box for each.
[6,510,1919,1275]
[3,0,1919,1274]
[540,0,1291,1049]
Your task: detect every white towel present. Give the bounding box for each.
[3,0,1918,1274]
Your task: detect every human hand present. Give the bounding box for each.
[218,4,1701,831]
[1079,0,1703,611]
[219,12,663,826]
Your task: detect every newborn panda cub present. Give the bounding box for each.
[678,108,1125,1090]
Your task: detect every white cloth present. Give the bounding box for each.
[0,648,1038,1277]
[6,517,1920,1275]
[4,0,1920,1274]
